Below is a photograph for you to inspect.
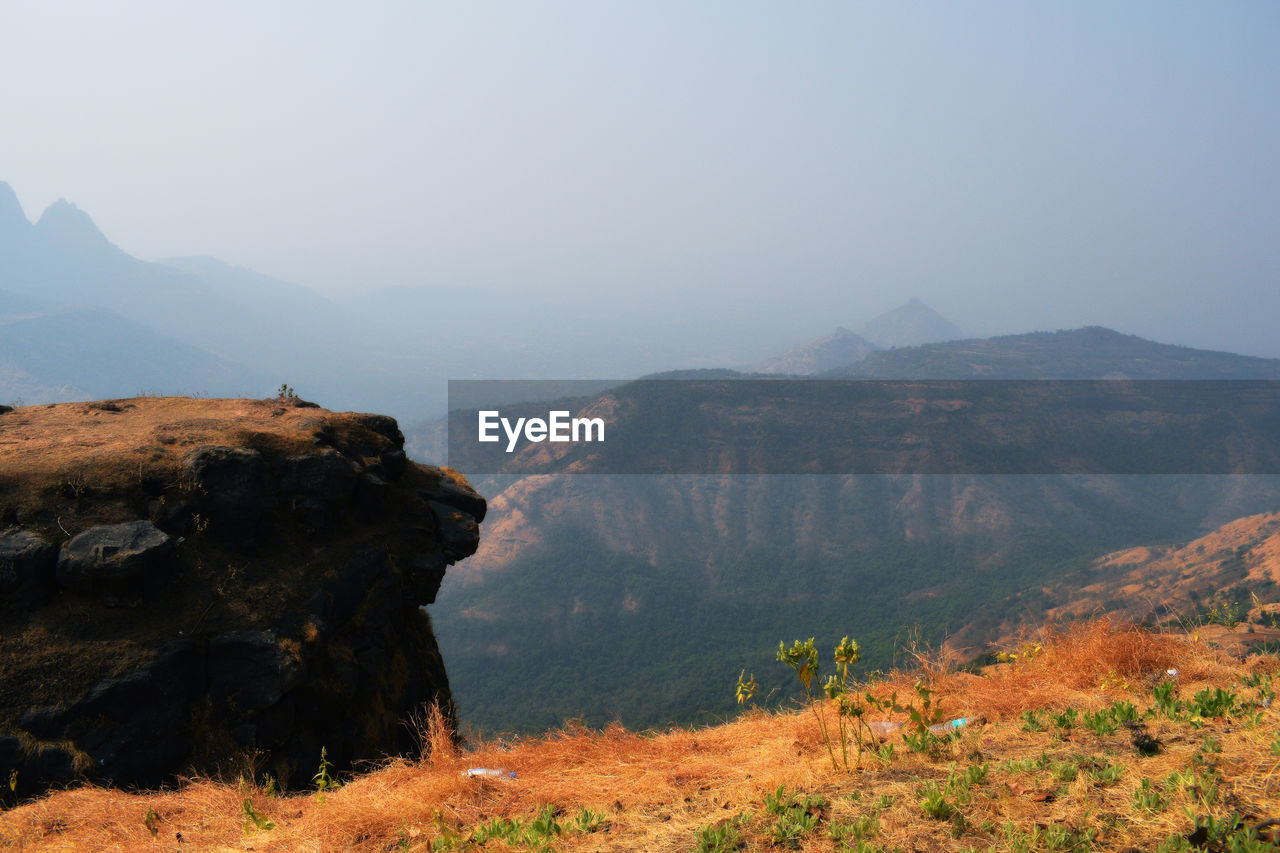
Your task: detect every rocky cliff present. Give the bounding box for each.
[0,397,484,796]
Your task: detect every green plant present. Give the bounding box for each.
[775,635,893,770]
[1188,687,1238,719]
[1086,761,1124,786]
[1153,681,1181,718]
[873,741,896,766]
[1082,708,1118,736]
[1020,709,1044,732]
[771,807,819,848]
[243,798,275,833]
[144,806,160,838]
[875,794,896,810]
[830,814,879,844]
[763,787,825,849]
[277,383,297,400]
[1051,708,1078,732]
[570,806,606,834]
[694,816,744,853]
[1109,700,1139,724]
[312,746,338,802]
[1002,821,1095,853]
[1133,777,1168,812]
[472,817,523,845]
[919,781,956,820]
[526,804,562,842]
[1052,758,1080,783]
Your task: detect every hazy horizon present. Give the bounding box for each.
[3,2,1278,358]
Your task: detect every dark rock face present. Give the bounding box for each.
[0,527,56,599]
[0,407,484,798]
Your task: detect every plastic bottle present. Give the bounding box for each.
[928,718,969,734]
[463,768,516,779]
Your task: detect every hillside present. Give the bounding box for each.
[3,619,1277,851]
[431,331,1280,735]
[993,511,1280,647]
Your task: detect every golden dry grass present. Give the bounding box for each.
[3,618,1278,852]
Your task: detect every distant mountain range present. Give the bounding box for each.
[824,326,1280,379]
[0,182,448,414]
[753,327,879,375]
[752,297,964,375]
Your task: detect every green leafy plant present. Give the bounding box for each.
[312,746,338,803]
[830,814,879,844]
[774,635,894,770]
[471,816,523,845]
[763,787,825,849]
[144,806,160,838]
[1133,777,1168,812]
[1153,681,1181,719]
[1086,761,1124,786]
[694,816,745,853]
[1082,708,1118,736]
[1052,758,1080,783]
[1051,707,1078,732]
[1109,700,1139,724]
[1187,687,1237,719]
[243,798,275,833]
[570,806,606,834]
[526,804,562,842]
[1020,709,1044,732]
[919,781,955,820]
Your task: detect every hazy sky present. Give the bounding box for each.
[3,2,1278,355]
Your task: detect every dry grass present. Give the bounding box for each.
[2,618,1277,852]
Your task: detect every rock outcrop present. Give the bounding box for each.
[0,397,484,797]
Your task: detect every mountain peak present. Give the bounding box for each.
[0,181,32,235]
[754,326,879,375]
[859,299,964,348]
[35,198,112,249]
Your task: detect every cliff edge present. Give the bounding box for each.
[0,397,485,796]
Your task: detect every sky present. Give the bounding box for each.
[2,1,1279,356]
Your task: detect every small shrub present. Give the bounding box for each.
[694,817,744,853]
[919,781,955,820]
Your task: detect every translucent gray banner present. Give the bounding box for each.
[446,379,1280,475]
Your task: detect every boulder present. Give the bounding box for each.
[55,521,175,592]
[0,528,56,591]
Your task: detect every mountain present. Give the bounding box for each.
[825,327,1280,379]
[753,327,879,375]
[858,297,964,348]
[0,290,264,404]
[425,330,1280,734]
[0,183,453,417]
